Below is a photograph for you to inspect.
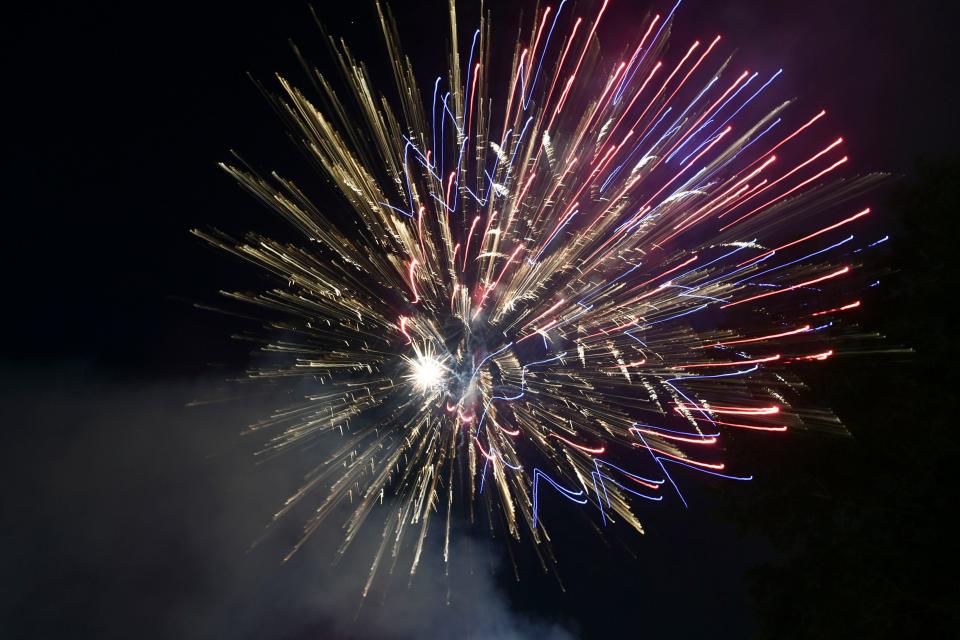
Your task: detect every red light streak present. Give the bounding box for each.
[719,138,844,221]
[408,259,420,303]
[550,432,606,454]
[473,437,496,461]
[553,0,609,117]
[699,325,811,348]
[689,416,788,432]
[498,424,522,436]
[521,298,566,330]
[721,265,850,309]
[791,349,834,361]
[719,155,849,231]
[639,443,726,469]
[463,215,481,270]
[811,300,860,316]
[739,208,870,267]
[399,316,412,344]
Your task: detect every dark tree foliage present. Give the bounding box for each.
[732,158,960,638]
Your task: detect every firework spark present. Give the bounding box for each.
[195,0,885,587]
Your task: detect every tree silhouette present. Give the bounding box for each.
[735,157,959,638]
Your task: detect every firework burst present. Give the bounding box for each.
[195,0,885,588]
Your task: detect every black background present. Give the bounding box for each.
[3,1,957,638]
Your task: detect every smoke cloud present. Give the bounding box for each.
[2,366,576,639]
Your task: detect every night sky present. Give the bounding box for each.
[3,1,957,638]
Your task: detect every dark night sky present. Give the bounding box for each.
[2,1,956,638]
